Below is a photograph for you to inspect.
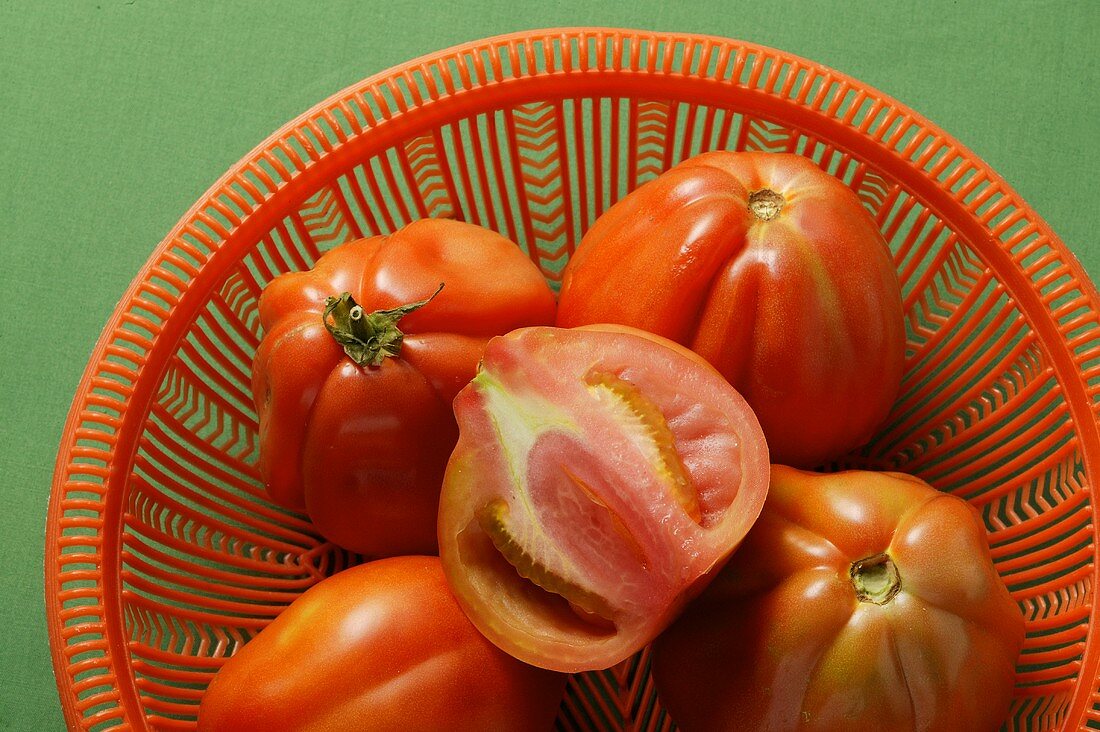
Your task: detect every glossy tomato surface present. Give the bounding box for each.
[252,218,556,555]
[652,466,1024,732]
[197,556,566,732]
[558,151,905,468]
[438,325,770,673]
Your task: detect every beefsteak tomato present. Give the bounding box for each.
[252,218,556,556]
[652,465,1024,732]
[557,151,905,468]
[438,325,770,673]
[197,556,566,731]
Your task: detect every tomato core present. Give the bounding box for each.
[747,188,785,221]
[849,552,901,605]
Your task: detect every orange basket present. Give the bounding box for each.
[46,28,1100,731]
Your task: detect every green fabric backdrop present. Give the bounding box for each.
[2,0,1097,728]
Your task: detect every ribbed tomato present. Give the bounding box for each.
[558,151,905,468]
[197,556,566,731]
[252,218,556,556]
[438,325,770,673]
[652,466,1024,732]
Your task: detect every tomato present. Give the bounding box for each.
[557,151,905,468]
[252,219,556,556]
[652,466,1024,732]
[197,556,566,732]
[437,324,770,673]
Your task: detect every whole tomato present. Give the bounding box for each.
[557,151,905,468]
[197,556,566,732]
[438,324,770,673]
[652,466,1024,732]
[252,218,556,556]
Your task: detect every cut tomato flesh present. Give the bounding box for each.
[478,498,617,623]
[584,370,702,523]
[438,326,770,672]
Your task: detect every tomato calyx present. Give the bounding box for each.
[322,283,444,367]
[850,552,901,605]
[747,188,785,222]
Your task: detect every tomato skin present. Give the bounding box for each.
[652,466,1024,732]
[438,325,770,673]
[558,151,905,468]
[252,219,556,556]
[197,556,566,732]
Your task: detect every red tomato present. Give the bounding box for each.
[197,556,566,732]
[252,219,556,556]
[437,325,770,673]
[557,151,905,468]
[652,466,1024,732]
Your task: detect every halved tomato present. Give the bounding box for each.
[437,325,770,673]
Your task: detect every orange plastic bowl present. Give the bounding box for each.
[46,29,1100,731]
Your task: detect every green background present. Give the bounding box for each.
[2,0,1097,728]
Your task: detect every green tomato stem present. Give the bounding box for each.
[321,283,444,367]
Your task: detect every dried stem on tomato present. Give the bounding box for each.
[850,552,902,605]
[748,188,785,221]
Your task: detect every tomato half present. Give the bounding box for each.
[438,325,770,673]
[652,466,1024,732]
[197,556,566,731]
[252,219,556,556]
[557,151,905,468]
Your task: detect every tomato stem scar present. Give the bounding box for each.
[748,189,785,222]
[322,284,444,367]
[850,552,901,605]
